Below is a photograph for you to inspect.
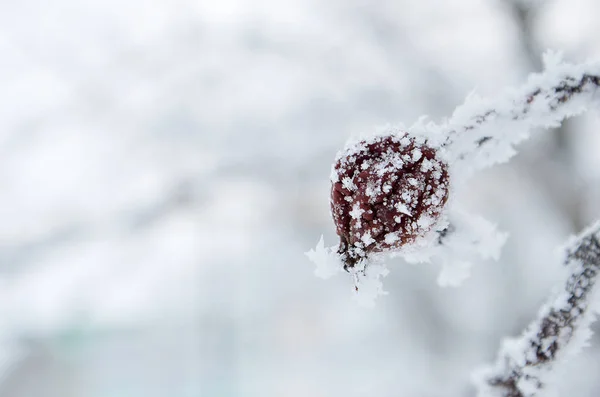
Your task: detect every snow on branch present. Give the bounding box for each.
[413,53,600,178]
[473,222,600,397]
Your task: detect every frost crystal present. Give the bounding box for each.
[403,210,508,288]
[305,236,343,279]
[304,237,389,306]
[349,256,390,308]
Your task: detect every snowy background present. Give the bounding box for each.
[1,0,600,396]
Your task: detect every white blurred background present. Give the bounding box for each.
[1,0,600,396]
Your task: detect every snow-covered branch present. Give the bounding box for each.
[474,223,600,397]
[412,54,600,178]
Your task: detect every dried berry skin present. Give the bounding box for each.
[330,133,450,268]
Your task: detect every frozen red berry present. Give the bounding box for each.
[330,133,450,269]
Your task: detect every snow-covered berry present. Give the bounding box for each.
[330,133,450,269]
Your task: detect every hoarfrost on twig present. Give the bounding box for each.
[473,222,600,397]
[308,52,600,306]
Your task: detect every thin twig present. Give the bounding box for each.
[410,59,600,172]
[475,224,600,397]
